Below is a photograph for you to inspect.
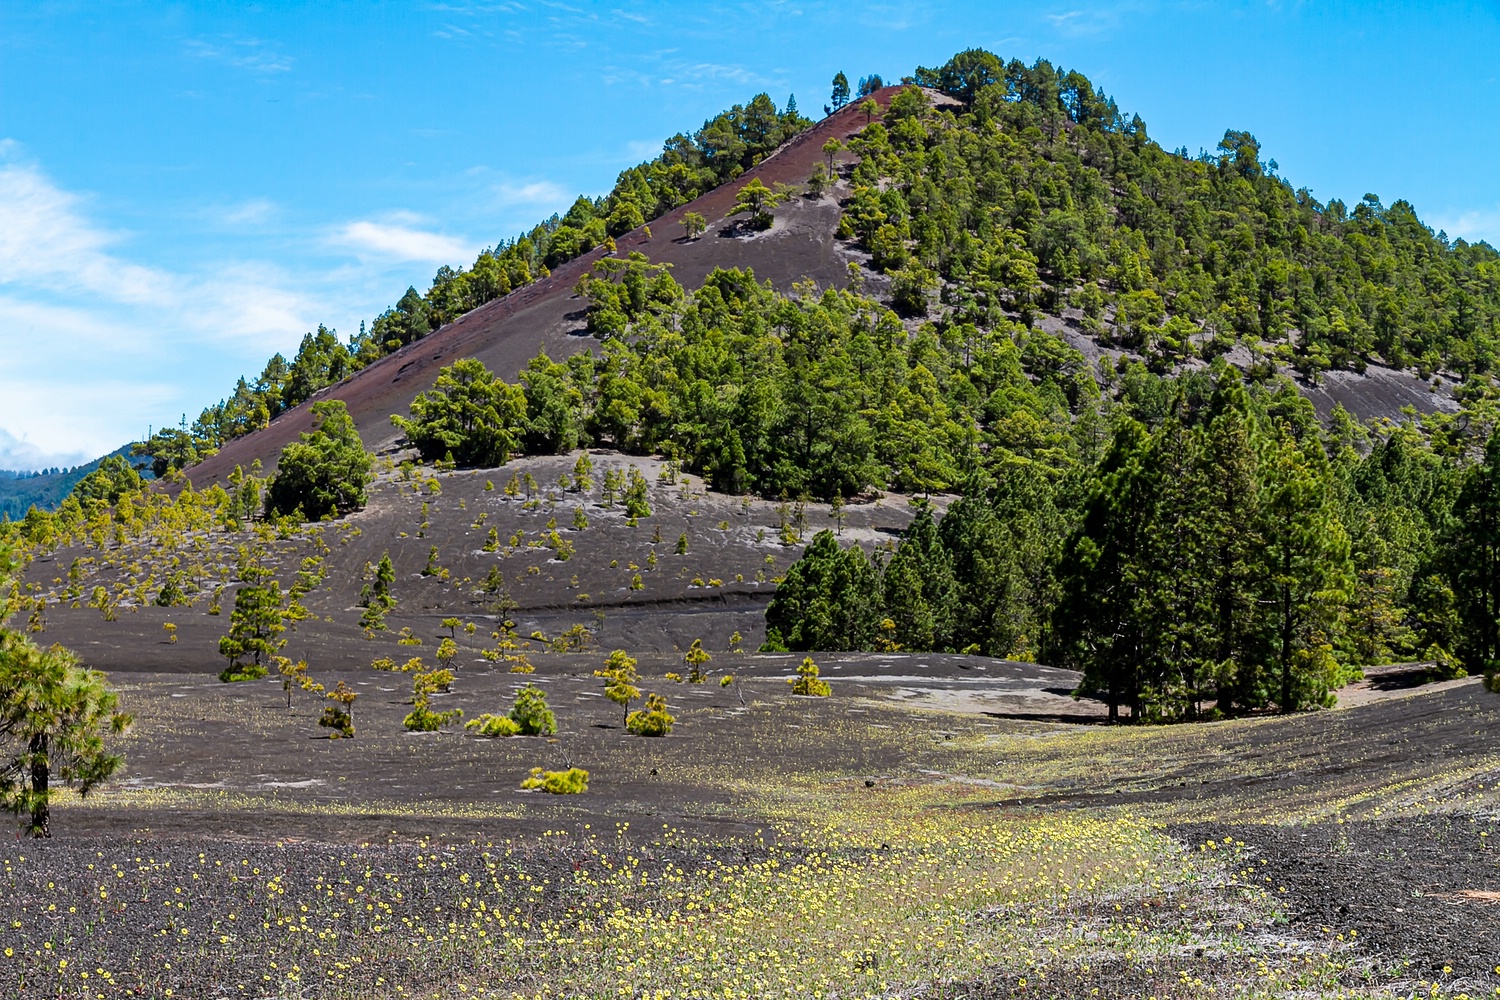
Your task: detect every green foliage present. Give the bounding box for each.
[788,657,831,697]
[264,401,374,521]
[318,682,358,739]
[764,364,1491,721]
[218,558,284,682]
[520,766,589,794]
[464,713,521,737]
[507,684,557,736]
[684,639,711,682]
[623,468,651,519]
[729,178,783,230]
[0,619,132,837]
[829,71,850,113]
[625,692,675,736]
[594,649,641,725]
[404,662,462,732]
[391,358,528,467]
[69,455,144,510]
[763,531,881,651]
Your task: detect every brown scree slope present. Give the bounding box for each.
[187,90,904,487]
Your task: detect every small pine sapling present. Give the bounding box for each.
[624,468,651,519]
[675,531,689,555]
[572,452,594,493]
[507,684,557,735]
[319,682,358,738]
[275,656,322,710]
[626,693,674,736]
[684,639,711,683]
[404,668,462,732]
[789,657,831,697]
[594,649,641,726]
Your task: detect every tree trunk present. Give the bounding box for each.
[29,732,50,839]
[1280,587,1294,714]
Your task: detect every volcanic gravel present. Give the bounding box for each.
[1175,815,1500,984]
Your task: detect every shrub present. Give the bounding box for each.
[508,684,557,735]
[318,682,358,738]
[465,714,522,738]
[789,656,831,696]
[404,668,461,731]
[403,703,463,732]
[626,692,675,736]
[520,767,589,794]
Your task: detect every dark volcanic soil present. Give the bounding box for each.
[1177,816,1500,986]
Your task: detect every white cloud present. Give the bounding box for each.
[0,161,172,304]
[0,427,93,474]
[218,198,277,226]
[185,37,294,74]
[1429,206,1500,246]
[0,148,503,461]
[490,180,570,207]
[332,219,477,263]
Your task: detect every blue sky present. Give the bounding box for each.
[2,1,1499,469]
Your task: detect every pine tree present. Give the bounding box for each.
[219,560,286,682]
[1258,427,1353,712]
[0,630,132,837]
[1446,428,1500,674]
[881,506,957,651]
[763,531,882,651]
[264,400,373,520]
[1140,413,1215,718]
[828,71,850,114]
[1200,374,1266,710]
[1055,420,1155,722]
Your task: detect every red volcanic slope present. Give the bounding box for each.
[187,89,901,487]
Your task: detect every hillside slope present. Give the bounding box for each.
[187,92,901,487]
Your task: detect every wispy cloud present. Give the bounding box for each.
[0,161,171,304]
[217,198,277,226]
[1041,2,1147,37]
[0,427,94,473]
[1429,205,1500,246]
[0,149,355,458]
[185,37,294,74]
[331,218,477,263]
[489,180,570,208]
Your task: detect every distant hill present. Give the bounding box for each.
[0,444,148,520]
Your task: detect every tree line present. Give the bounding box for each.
[764,363,1500,718]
